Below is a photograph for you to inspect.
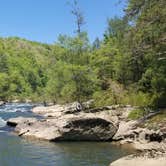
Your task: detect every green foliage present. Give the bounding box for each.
[93,81,126,107]
[93,81,152,108]
[144,110,166,130]
[96,0,166,108]
[128,109,147,120]
[123,91,151,107]
[150,92,166,108]
[0,37,50,101]
[0,0,165,110]
[0,35,98,103]
[0,73,10,100]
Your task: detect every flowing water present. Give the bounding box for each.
[0,103,132,166]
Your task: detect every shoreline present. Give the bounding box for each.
[109,154,166,166]
[109,111,166,166]
[110,138,166,166]
[4,102,166,165]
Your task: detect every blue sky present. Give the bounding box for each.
[0,0,126,44]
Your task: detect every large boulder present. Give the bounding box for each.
[7,113,117,141]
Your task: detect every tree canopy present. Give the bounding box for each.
[0,0,165,108]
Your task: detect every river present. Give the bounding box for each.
[0,103,132,166]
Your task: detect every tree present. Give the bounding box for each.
[125,0,166,107]
[69,0,85,34]
[92,37,101,50]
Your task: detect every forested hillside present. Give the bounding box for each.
[0,0,165,108]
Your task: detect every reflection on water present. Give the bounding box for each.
[0,132,132,166]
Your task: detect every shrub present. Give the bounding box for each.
[93,80,126,107]
[122,91,151,107]
[128,109,147,120]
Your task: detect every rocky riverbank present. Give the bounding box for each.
[6,102,166,165]
[110,108,166,166]
[7,102,120,141]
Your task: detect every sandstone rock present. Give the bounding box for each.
[11,99,20,103]
[7,117,37,127]
[32,105,64,115]
[63,102,83,114]
[109,155,166,166]
[138,131,147,143]
[32,102,83,117]
[113,118,165,143]
[119,106,134,120]
[82,99,94,109]
[112,121,138,141]
[0,101,5,106]
[7,113,117,141]
[132,141,166,151]
[119,139,134,144]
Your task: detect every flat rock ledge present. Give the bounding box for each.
[7,117,37,127]
[7,102,119,141]
[109,154,166,166]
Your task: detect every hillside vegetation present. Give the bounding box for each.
[0,0,165,109]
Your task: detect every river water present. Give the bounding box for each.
[0,103,132,166]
